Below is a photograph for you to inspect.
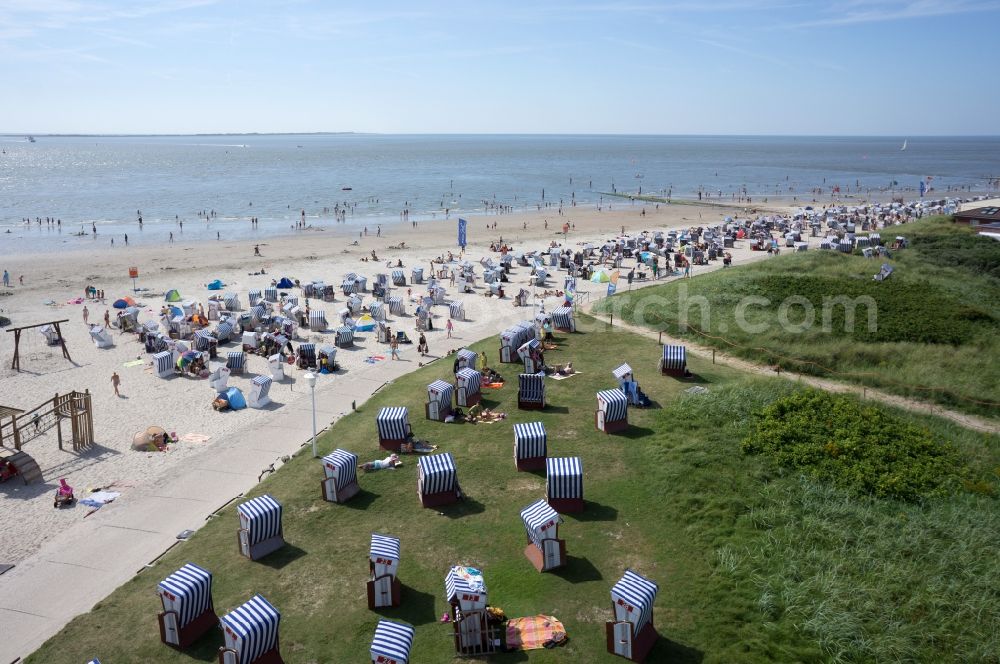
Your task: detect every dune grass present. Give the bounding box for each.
[26,317,1000,663]
[595,216,1000,418]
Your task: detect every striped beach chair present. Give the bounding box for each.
[837,239,853,253]
[819,239,833,250]
[513,421,546,471]
[263,287,278,303]
[445,565,493,655]
[241,331,258,350]
[431,286,447,305]
[596,388,629,433]
[268,354,284,380]
[208,364,230,391]
[368,533,401,609]
[90,325,114,349]
[345,294,362,315]
[296,343,316,368]
[855,236,871,249]
[546,456,583,513]
[387,295,405,317]
[519,338,543,374]
[335,326,354,348]
[355,275,368,292]
[455,368,481,408]
[154,351,174,378]
[391,269,406,286]
[194,329,216,353]
[551,306,575,332]
[309,309,327,331]
[612,363,634,385]
[426,380,454,421]
[455,348,478,373]
[660,345,688,377]
[342,277,357,295]
[377,407,412,451]
[248,289,262,306]
[517,373,546,410]
[236,494,285,561]
[250,304,267,326]
[606,570,660,662]
[320,449,359,504]
[520,499,566,572]
[157,563,217,649]
[534,268,548,286]
[870,232,882,245]
[317,345,336,372]
[223,292,240,312]
[449,301,465,322]
[226,351,245,375]
[369,301,386,322]
[794,241,809,252]
[219,594,281,664]
[247,375,272,409]
[371,620,414,664]
[418,452,459,507]
[215,320,236,343]
[411,267,424,284]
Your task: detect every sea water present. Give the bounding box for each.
[1,134,997,252]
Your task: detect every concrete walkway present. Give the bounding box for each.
[0,362,412,662]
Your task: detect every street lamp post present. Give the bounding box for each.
[304,371,317,458]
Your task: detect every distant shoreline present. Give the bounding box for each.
[3,132,1000,138]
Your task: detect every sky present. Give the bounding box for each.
[0,0,998,135]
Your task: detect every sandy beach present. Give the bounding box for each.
[0,198,780,568]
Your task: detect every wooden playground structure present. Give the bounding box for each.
[7,318,72,371]
[0,391,95,485]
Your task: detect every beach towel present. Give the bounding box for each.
[178,433,211,443]
[549,371,581,381]
[80,491,120,509]
[506,615,567,651]
[123,360,144,368]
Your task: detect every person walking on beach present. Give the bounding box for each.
[446,318,454,339]
[254,245,261,256]
[104,309,110,327]
[124,233,128,245]
[2,269,8,287]
[111,371,121,397]
[418,331,428,356]
[390,337,400,360]
[83,305,89,325]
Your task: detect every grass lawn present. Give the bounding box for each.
[26,316,1000,663]
[595,216,1000,419]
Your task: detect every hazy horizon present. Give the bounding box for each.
[5,132,1000,138]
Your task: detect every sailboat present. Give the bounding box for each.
[900,139,907,151]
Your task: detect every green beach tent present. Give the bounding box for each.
[164,289,182,302]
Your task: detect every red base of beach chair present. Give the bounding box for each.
[524,541,566,572]
[456,392,480,408]
[660,367,687,377]
[605,620,658,663]
[518,398,545,411]
[425,403,453,422]
[596,412,629,434]
[515,455,546,472]
[366,576,402,610]
[547,497,584,514]
[379,437,406,452]
[159,607,218,649]
[420,489,459,508]
[320,478,360,503]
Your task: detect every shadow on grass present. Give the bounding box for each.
[343,489,380,510]
[649,634,705,663]
[616,425,656,440]
[259,543,307,569]
[438,495,486,519]
[543,405,570,414]
[570,500,618,522]
[375,584,437,625]
[551,555,603,583]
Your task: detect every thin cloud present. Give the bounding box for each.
[776,0,1000,28]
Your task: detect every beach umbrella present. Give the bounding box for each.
[177,350,200,369]
[164,289,182,302]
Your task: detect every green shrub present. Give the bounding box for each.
[913,230,1000,280]
[742,390,970,500]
